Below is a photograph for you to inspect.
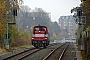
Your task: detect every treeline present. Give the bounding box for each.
[16,5,61,42]
[0,1,61,49]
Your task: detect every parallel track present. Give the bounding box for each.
[43,43,69,60]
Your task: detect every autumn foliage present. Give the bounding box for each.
[0,0,24,48]
[0,0,6,48]
[81,0,90,26]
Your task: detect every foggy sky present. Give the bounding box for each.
[23,0,81,22]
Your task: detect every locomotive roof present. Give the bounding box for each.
[34,26,47,28]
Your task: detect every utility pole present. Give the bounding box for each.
[5,0,17,49]
[5,0,9,50]
[77,9,86,50]
[81,16,86,51]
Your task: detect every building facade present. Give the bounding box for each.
[58,15,77,40]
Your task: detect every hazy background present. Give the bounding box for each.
[23,0,81,22]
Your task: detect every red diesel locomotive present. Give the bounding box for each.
[31,25,49,48]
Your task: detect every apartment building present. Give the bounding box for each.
[58,15,77,39]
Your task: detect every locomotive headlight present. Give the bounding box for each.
[45,38,47,40]
[32,38,34,39]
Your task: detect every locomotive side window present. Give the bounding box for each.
[43,28,46,31]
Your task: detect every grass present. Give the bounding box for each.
[0,44,33,55]
[0,48,7,55]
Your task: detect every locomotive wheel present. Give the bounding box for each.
[43,44,46,48]
[34,44,39,48]
[43,46,46,48]
[35,46,38,48]
[34,45,39,48]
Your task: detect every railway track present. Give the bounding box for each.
[3,48,40,60]
[43,43,69,60]
[0,43,75,60]
[61,43,77,60]
[2,43,56,60]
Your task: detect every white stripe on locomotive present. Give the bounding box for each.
[33,34,48,37]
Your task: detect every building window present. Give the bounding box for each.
[64,23,67,26]
[70,29,73,31]
[66,16,68,19]
[70,26,73,28]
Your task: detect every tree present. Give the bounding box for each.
[0,0,23,48]
[80,0,90,26]
[0,0,6,48]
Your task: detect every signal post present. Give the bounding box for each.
[5,0,17,49]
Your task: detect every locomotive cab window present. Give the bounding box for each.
[34,28,39,31]
[40,27,45,31]
[34,27,46,31]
